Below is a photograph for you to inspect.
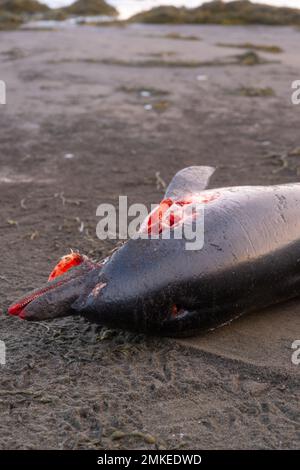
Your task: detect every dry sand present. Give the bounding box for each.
[0,24,299,449]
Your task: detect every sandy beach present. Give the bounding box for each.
[0,23,299,449]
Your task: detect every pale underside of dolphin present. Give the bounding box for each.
[8,166,300,337]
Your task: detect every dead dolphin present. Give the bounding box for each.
[8,166,300,337]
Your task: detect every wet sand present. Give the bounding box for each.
[0,24,299,449]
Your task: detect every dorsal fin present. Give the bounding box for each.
[165,166,215,200]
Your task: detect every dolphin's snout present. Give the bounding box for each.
[8,260,100,321]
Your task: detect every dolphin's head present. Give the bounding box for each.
[8,198,207,335]
[8,254,102,321]
[8,242,200,336]
[8,167,219,336]
[70,237,201,335]
[8,227,205,336]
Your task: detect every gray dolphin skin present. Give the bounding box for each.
[8,166,300,337]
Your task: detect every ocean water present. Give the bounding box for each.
[41,0,300,20]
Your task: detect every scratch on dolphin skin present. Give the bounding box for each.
[91,282,107,298]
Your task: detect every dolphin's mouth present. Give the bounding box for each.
[8,253,98,320]
[8,269,88,319]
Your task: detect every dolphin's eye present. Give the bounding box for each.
[171,304,185,318]
[171,304,178,317]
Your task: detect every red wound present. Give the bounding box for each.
[48,252,84,281]
[146,194,219,236]
[147,198,173,235]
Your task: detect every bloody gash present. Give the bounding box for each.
[8,166,300,337]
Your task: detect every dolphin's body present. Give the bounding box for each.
[8,167,300,337]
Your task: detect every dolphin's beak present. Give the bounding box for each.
[8,256,100,321]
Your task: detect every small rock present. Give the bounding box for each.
[140,90,151,97]
[144,434,156,444]
[289,147,300,156]
[130,430,156,444]
[196,74,207,81]
[111,430,126,440]
[242,380,269,395]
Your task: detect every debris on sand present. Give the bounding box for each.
[29,230,39,241]
[140,52,177,60]
[54,192,85,207]
[163,32,201,41]
[6,219,19,226]
[64,153,75,160]
[216,42,283,54]
[130,430,157,445]
[1,47,25,60]
[269,147,300,175]
[140,90,151,98]
[118,85,171,113]
[238,86,275,97]
[73,53,273,68]
[110,430,126,440]
[236,51,271,66]
[152,100,170,113]
[117,86,171,113]
[110,429,157,445]
[118,86,169,97]
[112,50,275,67]
[99,58,214,68]
[242,380,269,396]
[197,74,208,81]
[289,147,300,156]
[155,171,167,191]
